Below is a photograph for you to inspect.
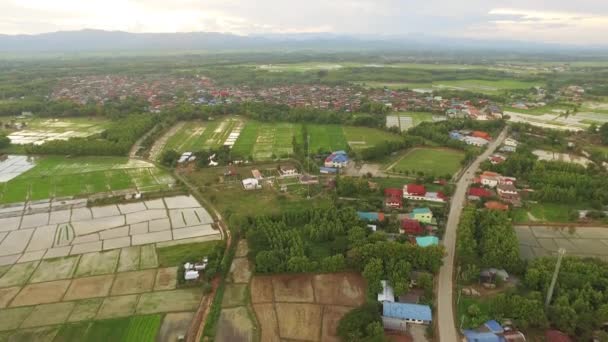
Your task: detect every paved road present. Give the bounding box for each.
[436,128,508,341]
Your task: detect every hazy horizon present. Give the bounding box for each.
[1,0,608,46]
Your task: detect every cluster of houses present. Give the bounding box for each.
[466,171,521,210]
[463,320,526,342]
[446,101,503,121]
[183,257,209,281]
[450,130,493,147]
[384,184,447,209]
[357,207,438,248]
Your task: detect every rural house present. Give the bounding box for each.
[382,302,432,325]
[401,218,424,235]
[324,151,349,168]
[468,187,492,201]
[357,212,385,222]
[384,188,403,209]
[410,208,433,224]
[242,178,261,190]
[480,171,501,188]
[279,165,299,177]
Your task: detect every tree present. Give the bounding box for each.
[386,259,411,296]
[362,258,384,295]
[0,134,10,149]
[337,303,384,342]
[160,149,180,167]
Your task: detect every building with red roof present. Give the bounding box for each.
[384,188,404,209]
[401,219,424,235]
[403,184,427,201]
[468,187,492,201]
[472,131,491,140]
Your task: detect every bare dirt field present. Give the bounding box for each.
[251,272,366,342]
[275,303,323,341]
[154,267,177,291]
[253,303,280,342]
[229,257,252,283]
[136,289,202,314]
[11,280,71,306]
[110,269,156,295]
[272,274,315,303]
[250,276,274,304]
[157,311,195,342]
[215,306,255,342]
[63,274,114,301]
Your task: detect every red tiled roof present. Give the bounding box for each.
[545,330,572,342]
[401,219,424,235]
[485,201,509,211]
[384,188,403,197]
[472,131,491,140]
[469,187,492,198]
[406,184,426,196]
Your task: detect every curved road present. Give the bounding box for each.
[437,128,508,341]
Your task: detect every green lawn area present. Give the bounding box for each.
[157,241,221,267]
[513,202,585,223]
[232,121,296,160]
[0,157,175,204]
[342,126,402,151]
[305,124,348,153]
[434,79,542,94]
[387,148,464,177]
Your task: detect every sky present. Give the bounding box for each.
[1,0,608,46]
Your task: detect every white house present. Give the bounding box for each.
[279,165,299,177]
[463,136,489,147]
[242,178,261,190]
[378,280,395,303]
[504,138,519,147]
[480,171,500,188]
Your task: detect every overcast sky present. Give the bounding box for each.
[2,0,608,45]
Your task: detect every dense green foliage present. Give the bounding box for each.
[457,207,522,281]
[246,206,443,295]
[337,303,386,342]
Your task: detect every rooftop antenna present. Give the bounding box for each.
[545,248,566,310]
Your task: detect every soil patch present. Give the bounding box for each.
[157,311,195,342]
[272,274,315,303]
[229,257,252,284]
[117,246,141,272]
[63,274,114,301]
[74,250,120,277]
[250,276,274,304]
[321,305,352,342]
[0,286,20,308]
[221,284,248,308]
[139,245,158,269]
[136,289,202,315]
[154,267,178,291]
[312,273,366,306]
[28,256,79,283]
[96,294,139,319]
[215,307,255,342]
[20,302,75,328]
[275,303,322,341]
[10,280,71,307]
[67,298,103,322]
[110,269,156,296]
[252,303,280,342]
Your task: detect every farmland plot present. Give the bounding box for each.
[232,121,296,160]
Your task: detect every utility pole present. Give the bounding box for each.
[545,248,566,310]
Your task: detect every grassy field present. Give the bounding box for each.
[513,202,585,223]
[157,241,221,267]
[387,147,464,177]
[433,79,542,94]
[342,126,402,151]
[0,157,175,203]
[232,121,297,159]
[305,124,349,153]
[163,118,243,155]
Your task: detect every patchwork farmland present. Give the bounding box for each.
[0,241,219,341]
[231,121,297,159]
[249,273,366,342]
[162,118,244,155]
[0,157,174,204]
[7,118,110,146]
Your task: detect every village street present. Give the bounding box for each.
[436,127,508,341]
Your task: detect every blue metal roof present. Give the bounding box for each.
[484,320,503,334]
[319,167,337,173]
[416,236,439,247]
[331,154,349,163]
[357,212,379,221]
[382,302,432,322]
[463,331,505,342]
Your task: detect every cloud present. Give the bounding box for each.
[0,0,607,45]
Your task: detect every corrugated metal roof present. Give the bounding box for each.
[382,302,432,322]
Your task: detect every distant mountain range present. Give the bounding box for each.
[0,29,605,53]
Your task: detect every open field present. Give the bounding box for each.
[387,147,464,177]
[515,225,608,262]
[232,121,297,159]
[0,195,220,266]
[361,79,541,94]
[305,124,348,153]
[162,117,244,155]
[0,226,213,341]
[251,273,366,342]
[342,126,402,151]
[7,117,110,146]
[386,112,440,131]
[0,157,175,204]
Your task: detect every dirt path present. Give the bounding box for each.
[149,122,186,161]
[129,124,158,158]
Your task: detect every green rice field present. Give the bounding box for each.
[163,118,244,154]
[232,121,297,159]
[0,157,175,203]
[305,124,349,153]
[387,147,465,177]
